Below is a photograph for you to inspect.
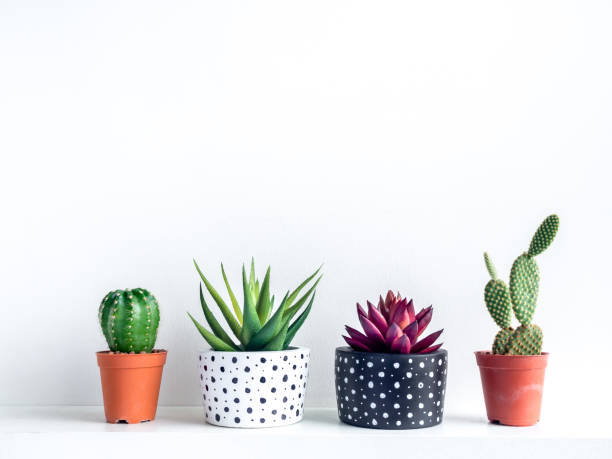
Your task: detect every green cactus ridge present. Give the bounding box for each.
[509,254,539,325]
[506,324,543,355]
[99,288,160,353]
[492,327,514,354]
[528,214,560,257]
[484,279,512,328]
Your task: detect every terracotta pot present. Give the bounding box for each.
[335,347,448,429]
[198,347,310,428]
[96,350,167,424]
[475,351,548,426]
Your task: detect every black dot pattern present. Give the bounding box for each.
[200,348,310,428]
[335,347,448,429]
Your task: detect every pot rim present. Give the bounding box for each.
[96,349,167,369]
[474,350,548,369]
[335,346,447,358]
[199,346,310,355]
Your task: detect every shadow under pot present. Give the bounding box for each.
[199,347,310,428]
[335,346,447,429]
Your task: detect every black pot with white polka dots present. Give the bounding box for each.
[335,347,448,429]
[199,347,310,428]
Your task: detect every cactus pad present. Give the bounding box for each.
[492,327,513,354]
[484,279,512,328]
[528,214,560,257]
[509,254,539,325]
[99,288,160,353]
[506,324,543,355]
[484,252,497,279]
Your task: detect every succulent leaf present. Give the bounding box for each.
[286,265,322,308]
[240,265,261,344]
[284,276,322,320]
[247,292,289,350]
[188,312,239,351]
[283,292,316,349]
[194,259,242,340]
[221,263,242,325]
[528,214,560,257]
[506,324,543,355]
[343,335,372,351]
[199,284,237,347]
[484,279,512,328]
[255,267,272,323]
[262,321,289,351]
[411,329,444,353]
[509,254,539,325]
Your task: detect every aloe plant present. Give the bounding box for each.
[188,259,322,351]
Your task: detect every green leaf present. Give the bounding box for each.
[193,259,242,340]
[286,265,322,308]
[254,280,260,299]
[248,291,289,350]
[240,265,261,344]
[528,214,560,257]
[199,284,237,348]
[248,258,257,308]
[283,291,316,349]
[484,252,497,280]
[188,312,239,351]
[221,263,242,325]
[284,275,321,321]
[255,267,272,323]
[262,321,289,351]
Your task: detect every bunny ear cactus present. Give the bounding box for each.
[99,288,160,353]
[189,259,321,351]
[484,215,559,355]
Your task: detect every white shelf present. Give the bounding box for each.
[1,406,610,458]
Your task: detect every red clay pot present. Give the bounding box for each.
[475,351,548,426]
[96,350,167,424]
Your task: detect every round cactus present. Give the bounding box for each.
[492,327,514,355]
[99,288,160,353]
[509,254,540,326]
[506,324,543,355]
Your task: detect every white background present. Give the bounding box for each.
[0,0,610,419]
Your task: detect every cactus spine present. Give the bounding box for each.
[99,288,160,353]
[483,215,559,355]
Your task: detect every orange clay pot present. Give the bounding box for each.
[96,350,167,424]
[475,351,548,426]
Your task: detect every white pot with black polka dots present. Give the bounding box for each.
[199,347,310,428]
[335,347,448,429]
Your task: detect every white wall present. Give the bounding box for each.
[1,1,610,416]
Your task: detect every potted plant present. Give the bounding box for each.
[475,214,559,426]
[96,288,167,423]
[335,291,447,429]
[188,259,321,428]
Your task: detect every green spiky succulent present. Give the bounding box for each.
[188,259,321,351]
[483,215,559,355]
[99,288,160,353]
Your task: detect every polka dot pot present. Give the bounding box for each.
[199,347,310,428]
[335,346,448,429]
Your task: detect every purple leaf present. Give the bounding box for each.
[403,320,419,344]
[416,308,433,337]
[358,314,385,344]
[385,323,402,348]
[343,335,372,352]
[406,299,415,323]
[417,342,443,354]
[411,329,443,353]
[367,301,388,335]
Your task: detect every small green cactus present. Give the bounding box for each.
[483,215,559,355]
[99,288,160,353]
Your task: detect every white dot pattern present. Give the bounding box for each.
[335,347,447,429]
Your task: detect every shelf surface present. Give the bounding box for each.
[1,406,610,458]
